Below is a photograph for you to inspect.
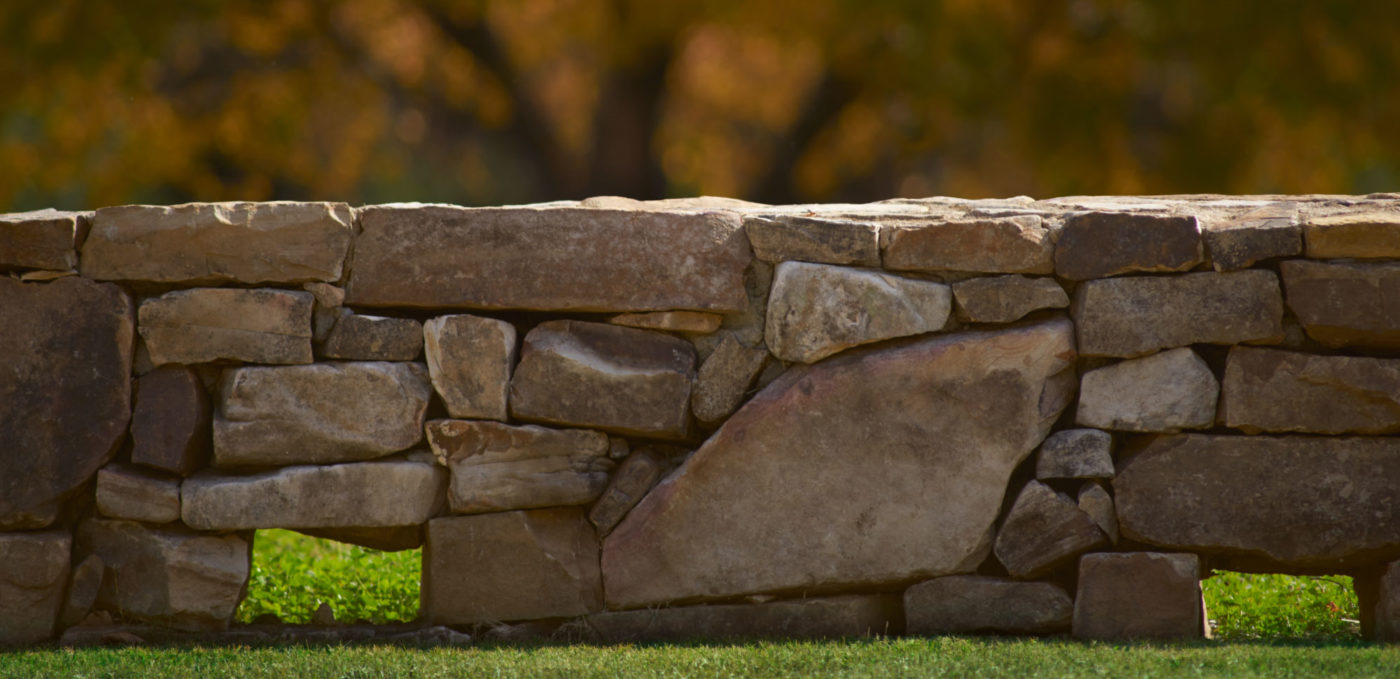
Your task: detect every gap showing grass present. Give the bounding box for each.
[236,530,420,625]
[1203,571,1360,640]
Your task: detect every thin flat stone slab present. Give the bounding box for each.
[425,420,612,514]
[423,314,517,421]
[586,595,902,642]
[1115,434,1400,571]
[765,261,951,364]
[1054,212,1202,280]
[510,321,696,440]
[589,449,666,536]
[180,458,445,530]
[993,481,1106,579]
[1072,270,1284,357]
[1281,260,1400,349]
[882,216,1054,274]
[0,531,70,646]
[0,208,82,271]
[951,275,1068,324]
[138,288,314,366]
[320,313,423,361]
[80,202,353,284]
[1202,204,1301,271]
[95,465,181,524]
[1,277,133,529]
[345,205,751,312]
[602,319,1076,609]
[422,509,602,625]
[743,216,881,266]
[76,519,249,632]
[1220,346,1400,434]
[1076,348,1220,433]
[130,366,211,476]
[1073,552,1205,640]
[1035,429,1114,480]
[608,311,723,334]
[904,576,1072,635]
[213,362,431,467]
[1304,211,1400,259]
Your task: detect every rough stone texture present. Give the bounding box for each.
[586,595,902,642]
[95,465,181,524]
[425,420,612,514]
[1220,346,1400,434]
[602,319,1077,609]
[1073,270,1284,357]
[1373,561,1400,642]
[691,335,770,427]
[320,312,423,361]
[1054,212,1202,280]
[1073,552,1204,640]
[1115,434,1400,571]
[1076,348,1220,433]
[510,321,696,440]
[423,314,516,421]
[80,202,353,284]
[139,288,314,366]
[1202,204,1301,271]
[213,361,431,467]
[58,555,105,629]
[691,260,775,362]
[76,518,249,632]
[765,261,951,364]
[1305,211,1400,259]
[608,311,723,334]
[589,450,666,536]
[1078,482,1120,545]
[0,208,82,271]
[181,458,445,530]
[993,481,1106,579]
[296,525,424,552]
[1281,260,1400,349]
[904,576,1073,635]
[0,532,70,645]
[1035,429,1114,480]
[422,509,602,624]
[743,216,881,266]
[952,275,1068,324]
[882,216,1054,274]
[1,277,133,529]
[346,205,751,312]
[130,366,211,476]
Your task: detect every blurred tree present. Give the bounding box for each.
[1,0,1397,210]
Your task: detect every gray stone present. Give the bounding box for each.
[1281,260,1400,349]
[423,509,602,624]
[1054,212,1202,280]
[139,288,314,366]
[952,275,1068,323]
[1372,561,1400,642]
[586,595,902,642]
[882,216,1054,274]
[1305,211,1400,259]
[423,314,517,421]
[993,481,1106,579]
[1114,434,1400,571]
[691,335,770,427]
[77,518,249,631]
[766,261,951,364]
[608,311,723,334]
[130,366,211,476]
[1073,552,1204,640]
[1078,482,1119,545]
[1,277,133,529]
[0,208,82,271]
[425,420,612,514]
[602,319,1076,609]
[1220,346,1400,434]
[904,576,1073,635]
[744,215,881,266]
[320,313,423,361]
[1076,348,1219,433]
[58,555,104,630]
[1073,270,1284,357]
[95,464,181,524]
[0,531,70,645]
[589,449,666,536]
[1035,429,1114,480]
[1202,204,1301,271]
[182,457,445,530]
[346,205,751,312]
[510,321,695,440]
[81,202,353,284]
[213,362,431,467]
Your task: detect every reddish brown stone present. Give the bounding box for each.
[1073,552,1205,640]
[882,216,1054,274]
[744,215,881,266]
[1282,260,1400,349]
[0,208,82,271]
[138,288,314,366]
[1054,212,1202,280]
[130,366,211,476]
[425,420,612,514]
[1304,211,1400,259]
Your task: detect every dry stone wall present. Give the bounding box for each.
[4,194,1400,646]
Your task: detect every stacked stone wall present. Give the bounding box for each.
[4,194,1400,645]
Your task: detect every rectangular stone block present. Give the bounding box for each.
[422,509,602,625]
[345,205,751,312]
[1282,259,1400,349]
[96,464,181,524]
[425,420,612,514]
[1221,346,1400,434]
[1054,212,1202,280]
[905,576,1072,635]
[0,208,82,271]
[882,216,1054,274]
[743,215,881,266]
[1202,204,1300,271]
[138,288,314,366]
[0,531,70,646]
[994,481,1106,579]
[1073,552,1204,640]
[1076,347,1219,433]
[585,595,902,642]
[423,314,516,421]
[320,313,423,361]
[81,202,353,284]
[1304,211,1400,259]
[951,275,1068,324]
[130,365,211,475]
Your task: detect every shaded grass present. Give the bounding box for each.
[236,530,419,625]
